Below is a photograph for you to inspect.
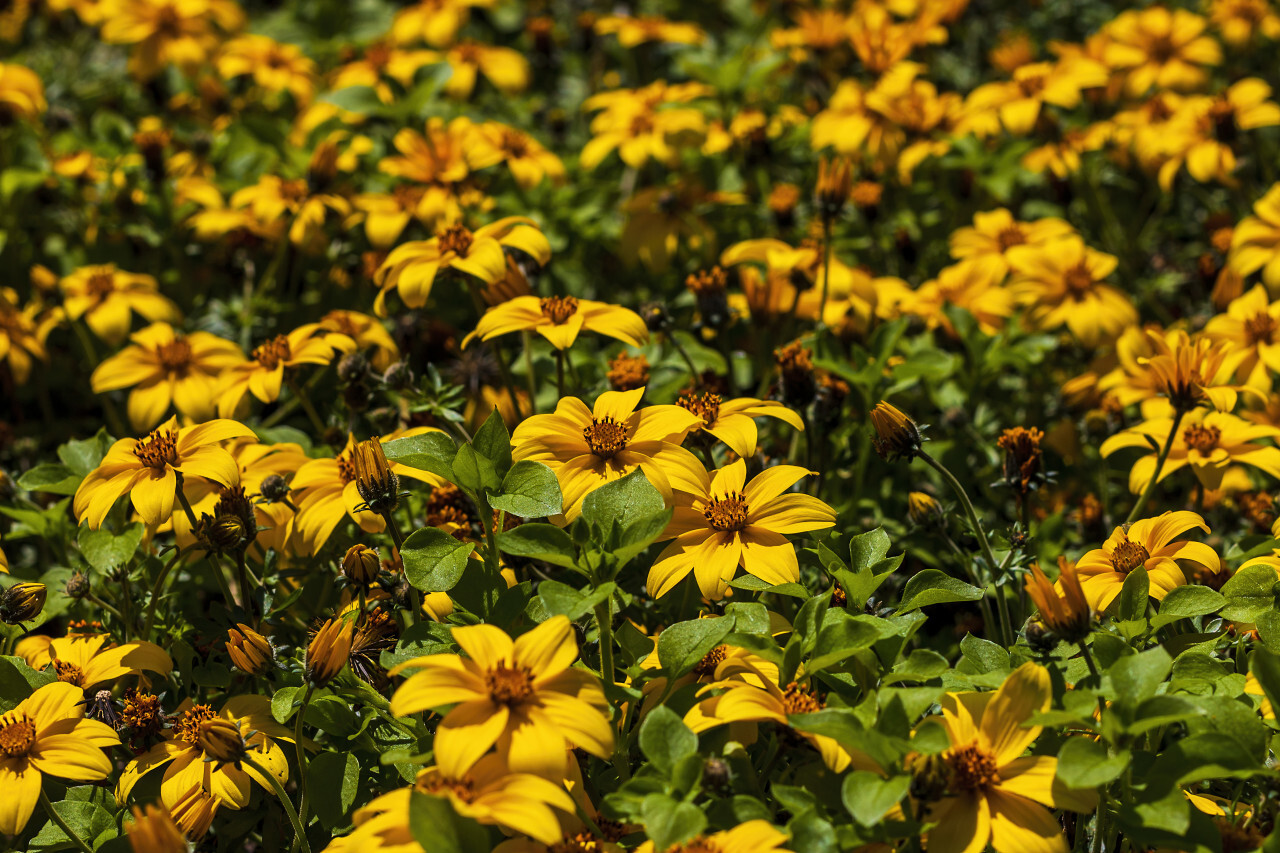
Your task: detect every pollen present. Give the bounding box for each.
[86,269,116,298]
[780,682,824,715]
[133,427,180,470]
[996,225,1027,251]
[678,391,722,427]
[418,771,477,803]
[173,703,217,746]
[1109,538,1151,574]
[0,711,36,758]
[946,741,1000,791]
[583,416,629,459]
[704,492,749,532]
[252,334,292,370]
[437,223,474,256]
[1063,263,1096,295]
[693,645,727,677]
[1244,312,1276,345]
[485,664,535,705]
[540,295,579,325]
[1183,423,1222,453]
[155,337,193,372]
[52,658,85,686]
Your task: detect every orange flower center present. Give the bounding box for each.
[703,492,749,532]
[392,184,426,209]
[133,427,180,470]
[155,338,193,372]
[53,658,86,686]
[173,704,217,746]
[501,129,530,158]
[154,5,183,36]
[253,335,292,370]
[780,682,823,715]
[678,391,721,428]
[1110,539,1151,574]
[418,771,476,802]
[540,296,579,325]
[485,664,534,705]
[629,112,656,136]
[337,448,357,484]
[996,226,1026,251]
[0,712,35,758]
[693,645,727,677]
[666,841,720,853]
[548,831,612,853]
[1064,263,1095,295]
[1244,312,1276,345]
[946,741,1000,791]
[278,179,309,205]
[1183,423,1221,453]
[437,223,474,256]
[87,270,116,299]
[453,41,483,63]
[121,690,164,737]
[1147,35,1177,64]
[1017,73,1047,97]
[583,416,629,459]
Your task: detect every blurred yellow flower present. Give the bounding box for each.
[1102,6,1221,97]
[1007,236,1136,346]
[216,34,316,104]
[60,264,181,346]
[215,324,354,417]
[100,0,245,80]
[0,61,45,121]
[1229,183,1280,290]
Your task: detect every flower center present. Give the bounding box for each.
[1017,73,1047,97]
[1183,423,1221,453]
[667,841,721,853]
[155,338,193,372]
[946,741,1000,791]
[278,179,309,205]
[540,296,579,325]
[781,682,824,715]
[337,448,357,484]
[678,391,721,428]
[121,689,165,738]
[53,659,86,686]
[253,335,292,370]
[583,416,629,459]
[133,427,180,470]
[417,770,476,802]
[0,712,36,758]
[392,184,425,209]
[501,129,530,157]
[704,492,749,532]
[1064,263,1095,295]
[629,113,656,136]
[997,226,1026,251]
[693,645,727,677]
[437,223,473,256]
[549,831,612,853]
[1244,312,1276,345]
[485,665,534,705]
[173,704,217,746]
[86,270,115,299]
[1110,539,1151,574]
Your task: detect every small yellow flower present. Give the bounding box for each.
[60,264,181,346]
[1103,6,1221,97]
[306,615,356,687]
[126,801,188,852]
[634,821,793,853]
[1103,409,1280,492]
[1027,558,1091,642]
[465,295,648,352]
[1229,183,1280,289]
[1006,236,1136,347]
[216,34,316,104]
[1073,511,1219,610]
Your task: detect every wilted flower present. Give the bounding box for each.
[997,426,1047,496]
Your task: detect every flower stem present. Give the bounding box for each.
[290,684,316,853]
[818,216,832,329]
[243,753,312,853]
[38,787,93,853]
[666,331,701,387]
[285,373,327,436]
[1123,408,1186,525]
[142,548,185,641]
[522,330,538,414]
[380,510,420,624]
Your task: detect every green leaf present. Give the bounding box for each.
[885,648,950,683]
[1108,646,1172,709]
[496,524,578,569]
[307,751,361,831]
[896,570,984,613]
[271,686,301,724]
[408,791,491,853]
[382,431,457,481]
[1222,563,1280,622]
[401,527,476,593]
[957,633,1010,675]
[537,580,615,621]
[0,655,56,712]
[489,460,562,519]
[849,528,891,570]
[641,794,706,851]
[807,610,881,672]
[581,469,665,533]
[472,409,513,475]
[1117,567,1150,620]
[1056,738,1129,788]
[30,799,117,852]
[658,617,734,679]
[841,771,910,827]
[452,443,501,495]
[77,523,144,574]
[727,575,811,598]
[1250,649,1280,718]
[611,506,674,567]
[318,85,386,114]
[1151,585,1225,628]
[57,429,113,476]
[639,706,697,775]
[17,463,81,495]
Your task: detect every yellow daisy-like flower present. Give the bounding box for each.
[1103,6,1222,97]
[438,41,529,99]
[511,387,704,521]
[949,208,1075,286]
[73,416,255,529]
[634,821,793,853]
[0,681,120,836]
[215,34,316,104]
[389,0,495,47]
[99,0,245,81]
[1072,511,1219,610]
[893,260,1015,336]
[1138,328,1246,413]
[1204,284,1280,387]
[648,459,834,598]
[0,287,53,385]
[465,295,648,351]
[921,663,1096,853]
[373,217,551,316]
[229,174,351,248]
[117,696,294,812]
[318,310,400,371]
[471,122,567,190]
[0,62,46,121]
[60,264,181,346]
[677,392,804,458]
[1006,236,1136,347]
[215,324,354,417]
[1209,0,1280,46]
[1229,183,1280,290]
[91,322,246,430]
[16,632,172,690]
[1101,409,1280,492]
[389,615,613,778]
[594,15,706,47]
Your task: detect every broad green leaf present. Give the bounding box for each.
[1152,585,1225,629]
[841,772,910,827]
[639,706,697,775]
[17,464,81,495]
[489,460,562,519]
[640,794,706,851]
[409,791,491,853]
[57,429,113,476]
[77,523,144,574]
[1116,567,1150,620]
[896,570,984,613]
[382,431,457,481]
[657,617,734,680]
[538,580,615,621]
[1055,738,1129,788]
[471,409,513,475]
[849,528,891,570]
[401,528,476,593]
[307,751,361,831]
[496,524,578,569]
[1221,563,1280,622]
[581,469,665,533]
[0,655,56,712]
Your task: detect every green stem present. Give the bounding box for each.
[243,753,312,853]
[522,331,538,414]
[381,510,420,624]
[236,551,254,618]
[1123,408,1186,525]
[39,788,93,853]
[290,685,316,853]
[818,216,832,330]
[666,331,701,386]
[286,373,327,435]
[85,592,125,626]
[142,548,185,641]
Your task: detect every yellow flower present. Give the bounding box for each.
[1203,283,1280,386]
[374,217,551,316]
[1020,122,1110,179]
[126,801,188,852]
[0,582,45,624]
[465,295,648,352]
[215,324,354,416]
[216,35,316,104]
[91,322,246,430]
[1103,6,1221,97]
[677,392,804,458]
[1229,183,1280,289]
[634,821,793,853]
[511,387,704,521]
[117,696,295,811]
[332,40,439,103]
[389,0,495,47]
[229,175,351,248]
[1072,511,1219,610]
[921,663,1096,853]
[472,122,566,189]
[1209,0,1280,46]
[18,632,172,690]
[439,41,529,99]
[960,57,1107,137]
[305,615,356,687]
[895,260,1015,336]
[621,181,744,273]
[1138,328,1246,413]
[593,15,705,46]
[73,416,254,529]
[99,0,245,80]
[0,682,120,836]
[60,264,181,346]
[0,62,45,121]
[1007,236,1136,347]
[389,615,613,777]
[318,309,400,370]
[0,287,52,384]
[1102,409,1280,492]
[648,459,834,599]
[225,624,274,676]
[1028,558,1091,642]
[580,81,711,170]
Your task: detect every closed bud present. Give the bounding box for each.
[815,155,853,222]
[197,514,248,555]
[306,616,356,687]
[259,474,290,503]
[870,401,922,461]
[351,439,399,514]
[127,803,188,853]
[702,757,730,791]
[225,624,275,676]
[341,545,381,587]
[907,492,945,529]
[196,717,246,764]
[640,301,669,332]
[337,351,369,384]
[382,361,414,391]
[66,572,91,600]
[0,582,46,624]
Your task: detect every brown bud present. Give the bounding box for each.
[341,545,381,587]
[225,624,275,676]
[196,717,246,764]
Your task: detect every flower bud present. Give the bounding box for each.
[907,492,945,528]
[382,361,415,391]
[870,401,922,461]
[774,341,816,408]
[127,803,188,853]
[305,616,355,687]
[702,757,730,791]
[0,582,46,624]
[351,439,400,515]
[640,302,668,332]
[997,426,1045,497]
[197,514,248,555]
[341,545,381,587]
[337,351,370,384]
[259,474,290,503]
[65,572,90,600]
[196,717,246,764]
[225,624,275,676]
[815,155,853,222]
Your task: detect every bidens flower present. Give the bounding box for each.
[1102,410,1280,492]
[59,265,181,346]
[1073,512,1219,610]
[465,295,648,352]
